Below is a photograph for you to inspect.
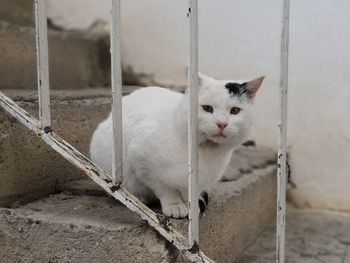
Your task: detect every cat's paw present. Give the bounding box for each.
[199,191,209,213]
[162,202,188,218]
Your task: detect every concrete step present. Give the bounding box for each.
[0,88,277,262]
[0,88,140,207]
[0,0,164,90]
[0,0,35,27]
[0,22,110,90]
[0,159,276,263]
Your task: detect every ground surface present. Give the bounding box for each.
[240,206,350,263]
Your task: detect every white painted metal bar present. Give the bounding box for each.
[276,0,290,262]
[0,91,214,263]
[187,0,200,250]
[110,0,123,184]
[34,0,51,130]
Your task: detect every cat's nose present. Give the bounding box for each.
[217,122,228,130]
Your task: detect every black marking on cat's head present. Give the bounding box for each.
[225,82,248,97]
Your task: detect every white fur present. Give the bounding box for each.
[90,74,263,218]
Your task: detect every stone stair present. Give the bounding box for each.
[0,114,276,262]
[0,0,110,90]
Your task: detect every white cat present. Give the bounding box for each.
[90,73,264,218]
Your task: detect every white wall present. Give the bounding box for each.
[47,0,350,211]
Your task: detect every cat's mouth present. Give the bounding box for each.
[200,132,227,145]
[212,133,227,138]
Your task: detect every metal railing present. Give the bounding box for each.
[34,0,51,131]
[276,0,290,262]
[111,0,123,185]
[188,0,200,249]
[0,0,290,262]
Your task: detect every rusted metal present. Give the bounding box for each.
[276,0,290,262]
[0,91,214,263]
[187,0,200,249]
[110,0,124,185]
[34,0,51,129]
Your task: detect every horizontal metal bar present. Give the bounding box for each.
[0,91,214,263]
[276,0,290,262]
[110,0,123,185]
[187,0,200,249]
[34,0,51,129]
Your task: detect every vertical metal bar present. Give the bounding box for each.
[110,0,123,184]
[276,0,290,262]
[34,0,51,130]
[187,0,199,250]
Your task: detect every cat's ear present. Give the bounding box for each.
[198,72,215,86]
[242,76,265,99]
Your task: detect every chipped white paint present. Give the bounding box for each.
[276,0,290,262]
[0,91,214,263]
[187,0,200,250]
[110,0,123,184]
[35,0,51,129]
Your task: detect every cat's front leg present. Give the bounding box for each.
[153,186,188,218]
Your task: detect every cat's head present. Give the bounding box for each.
[195,73,264,146]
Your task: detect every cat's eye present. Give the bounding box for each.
[230,107,241,115]
[202,105,213,113]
